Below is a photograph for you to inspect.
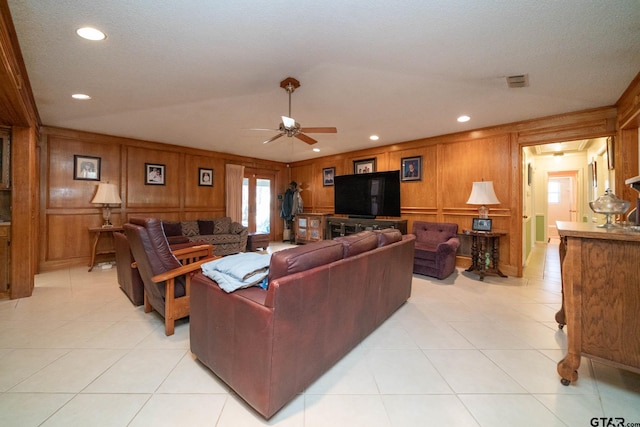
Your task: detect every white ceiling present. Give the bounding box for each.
[7,0,640,163]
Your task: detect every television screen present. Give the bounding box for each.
[334,171,401,218]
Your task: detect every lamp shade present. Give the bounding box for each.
[91,183,122,204]
[466,181,500,205]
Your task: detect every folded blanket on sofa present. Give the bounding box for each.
[201,252,271,293]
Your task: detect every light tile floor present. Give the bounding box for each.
[0,240,639,426]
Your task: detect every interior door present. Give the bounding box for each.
[547,172,578,238]
[242,169,274,236]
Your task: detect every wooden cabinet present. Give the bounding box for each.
[326,217,407,239]
[0,223,10,293]
[556,221,640,385]
[294,213,329,244]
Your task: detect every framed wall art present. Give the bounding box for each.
[322,167,335,186]
[353,158,376,174]
[73,155,101,181]
[607,136,614,170]
[401,156,422,181]
[199,168,213,186]
[145,163,165,185]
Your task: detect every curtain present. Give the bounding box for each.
[225,164,244,222]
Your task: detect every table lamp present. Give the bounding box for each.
[91,183,122,227]
[467,181,500,218]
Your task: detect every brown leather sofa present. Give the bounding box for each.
[189,229,416,418]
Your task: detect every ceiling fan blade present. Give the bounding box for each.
[249,127,280,132]
[262,133,285,144]
[295,133,318,145]
[300,127,337,134]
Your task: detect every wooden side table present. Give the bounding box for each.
[463,229,507,281]
[88,226,123,271]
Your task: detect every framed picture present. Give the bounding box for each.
[472,218,492,232]
[145,163,165,185]
[527,163,533,186]
[401,156,422,181]
[322,167,335,186]
[199,168,213,186]
[353,158,376,174]
[607,136,614,170]
[591,160,597,188]
[73,155,101,181]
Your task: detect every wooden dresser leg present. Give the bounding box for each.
[557,352,580,385]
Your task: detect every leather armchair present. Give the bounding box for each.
[114,231,144,306]
[124,217,215,335]
[412,221,460,279]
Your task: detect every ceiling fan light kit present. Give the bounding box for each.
[260,77,337,145]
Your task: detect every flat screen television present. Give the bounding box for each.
[334,170,401,218]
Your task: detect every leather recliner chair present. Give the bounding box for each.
[124,217,214,335]
[114,231,144,306]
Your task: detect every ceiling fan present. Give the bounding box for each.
[257,77,337,145]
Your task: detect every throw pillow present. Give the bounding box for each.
[198,220,214,236]
[162,221,182,237]
[180,220,199,237]
[213,217,231,234]
[230,221,245,234]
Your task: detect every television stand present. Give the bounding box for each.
[348,215,376,220]
[326,217,407,238]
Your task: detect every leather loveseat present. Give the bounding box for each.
[162,217,248,256]
[189,229,416,418]
[412,221,460,279]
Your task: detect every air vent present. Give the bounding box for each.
[506,74,529,88]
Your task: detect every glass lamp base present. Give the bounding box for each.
[478,205,489,219]
[102,206,113,227]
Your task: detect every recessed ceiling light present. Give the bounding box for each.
[313,148,320,152]
[72,93,92,100]
[457,115,471,123]
[369,135,379,141]
[76,27,106,41]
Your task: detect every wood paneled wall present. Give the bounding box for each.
[40,127,288,271]
[290,107,621,277]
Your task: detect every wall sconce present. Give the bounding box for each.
[467,181,500,218]
[91,183,122,227]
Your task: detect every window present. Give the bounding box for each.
[548,181,560,204]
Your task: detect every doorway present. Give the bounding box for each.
[547,171,578,239]
[242,169,274,235]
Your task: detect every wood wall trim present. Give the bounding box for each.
[616,71,640,129]
[0,0,39,127]
[42,126,284,169]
